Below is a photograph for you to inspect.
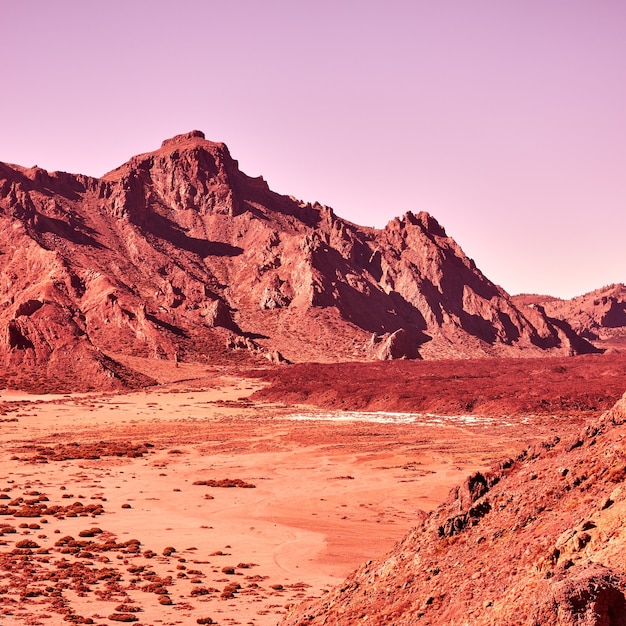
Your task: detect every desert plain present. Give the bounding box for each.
[1,353,624,626]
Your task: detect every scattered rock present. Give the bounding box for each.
[192,478,255,488]
[108,614,139,623]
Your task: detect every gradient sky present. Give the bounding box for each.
[2,1,624,299]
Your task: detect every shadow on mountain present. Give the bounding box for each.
[144,313,189,338]
[36,213,105,249]
[138,212,243,258]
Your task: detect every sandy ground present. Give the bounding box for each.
[0,375,554,626]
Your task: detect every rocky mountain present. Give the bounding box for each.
[0,131,597,391]
[514,285,626,351]
[282,392,626,625]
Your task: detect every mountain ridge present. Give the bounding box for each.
[0,131,597,391]
[513,284,626,351]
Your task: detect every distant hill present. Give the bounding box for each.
[0,131,597,391]
[513,284,626,351]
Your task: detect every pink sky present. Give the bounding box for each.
[2,1,624,299]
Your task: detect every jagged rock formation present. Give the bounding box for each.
[282,392,626,625]
[514,285,626,351]
[0,131,597,390]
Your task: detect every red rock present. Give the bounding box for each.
[514,284,626,351]
[107,615,138,623]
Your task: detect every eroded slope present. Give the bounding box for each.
[283,393,626,625]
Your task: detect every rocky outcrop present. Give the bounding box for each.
[367,328,422,360]
[0,131,598,390]
[282,391,626,625]
[514,285,626,351]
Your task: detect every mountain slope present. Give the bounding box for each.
[514,285,626,351]
[0,131,596,391]
[282,392,626,625]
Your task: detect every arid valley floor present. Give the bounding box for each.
[1,354,625,625]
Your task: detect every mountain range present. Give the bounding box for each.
[0,131,615,391]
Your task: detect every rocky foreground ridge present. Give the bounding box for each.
[1,131,596,390]
[282,392,626,625]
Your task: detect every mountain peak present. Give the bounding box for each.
[161,130,206,147]
[154,130,231,162]
[102,131,234,185]
[155,130,227,157]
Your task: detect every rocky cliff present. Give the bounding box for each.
[0,131,596,391]
[282,392,626,625]
[514,285,626,351]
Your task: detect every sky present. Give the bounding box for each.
[2,0,624,299]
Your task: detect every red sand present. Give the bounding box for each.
[0,374,557,626]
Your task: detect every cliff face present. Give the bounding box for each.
[0,131,596,390]
[282,393,626,625]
